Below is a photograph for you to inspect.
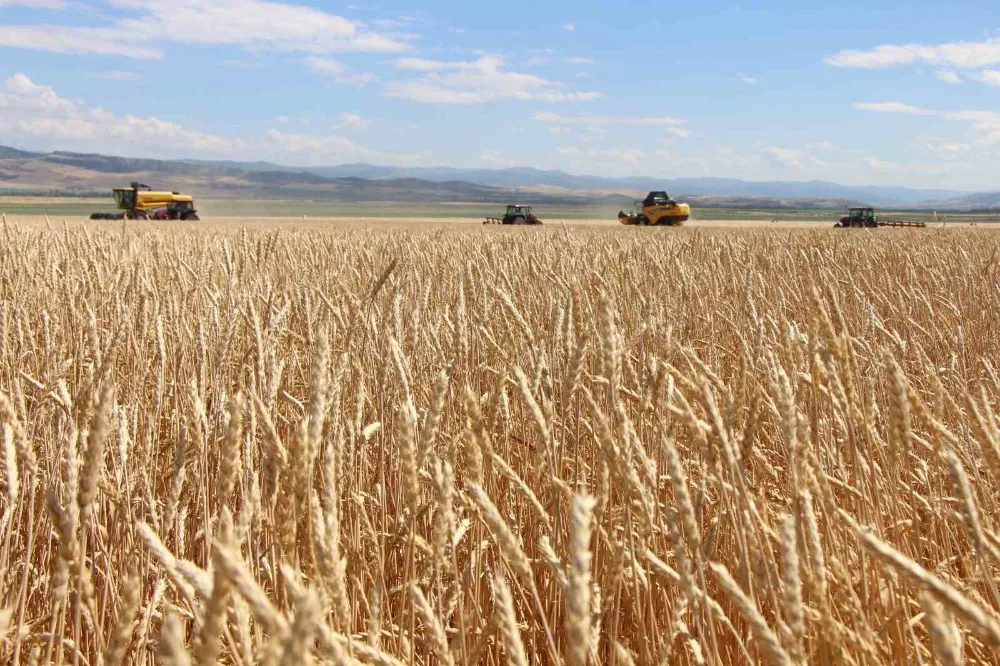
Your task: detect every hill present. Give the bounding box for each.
[0,145,985,209]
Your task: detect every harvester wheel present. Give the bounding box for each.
[637,215,650,226]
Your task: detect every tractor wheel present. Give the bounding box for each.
[182,213,200,221]
[512,216,525,225]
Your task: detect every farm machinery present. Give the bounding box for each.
[90,182,200,221]
[834,207,925,229]
[618,191,690,226]
[483,204,543,225]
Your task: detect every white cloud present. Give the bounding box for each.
[385,56,600,104]
[90,71,144,81]
[826,38,1000,69]
[580,126,608,141]
[0,26,164,58]
[853,101,1000,144]
[853,101,934,115]
[480,150,517,167]
[303,56,343,74]
[336,72,378,86]
[665,126,690,139]
[263,129,429,165]
[392,58,455,72]
[0,74,236,153]
[0,0,66,7]
[740,75,758,85]
[935,70,963,84]
[331,112,371,131]
[0,74,423,166]
[304,57,378,86]
[943,110,1000,142]
[919,136,971,159]
[532,111,685,127]
[549,126,570,136]
[808,141,840,151]
[764,146,824,169]
[0,0,409,59]
[971,70,1000,86]
[867,157,898,172]
[220,59,261,68]
[566,56,595,65]
[276,116,289,123]
[562,22,576,32]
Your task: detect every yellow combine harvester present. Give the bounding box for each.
[618,191,690,226]
[90,181,199,220]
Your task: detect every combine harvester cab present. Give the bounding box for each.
[483,204,543,225]
[834,206,925,229]
[91,181,200,221]
[618,191,690,226]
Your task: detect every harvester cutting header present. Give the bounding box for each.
[90,182,200,221]
[618,191,691,226]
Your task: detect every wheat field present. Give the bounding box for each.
[1,218,999,666]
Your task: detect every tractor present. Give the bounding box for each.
[483,204,543,225]
[834,207,925,229]
[90,182,200,221]
[618,191,691,226]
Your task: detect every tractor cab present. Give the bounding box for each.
[502,204,541,225]
[112,182,151,211]
[837,207,878,228]
[643,191,676,207]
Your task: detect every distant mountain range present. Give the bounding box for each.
[1,145,998,210]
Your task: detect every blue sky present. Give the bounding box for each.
[1,0,999,189]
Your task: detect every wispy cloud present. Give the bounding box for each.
[89,71,144,81]
[566,56,595,65]
[336,72,378,86]
[853,101,934,115]
[386,56,600,104]
[0,73,237,153]
[480,150,517,167]
[935,70,963,84]
[262,129,430,165]
[971,70,1000,86]
[0,73,424,165]
[827,37,1000,69]
[532,111,685,126]
[562,22,576,32]
[740,75,758,85]
[303,57,343,75]
[853,100,1000,143]
[220,59,261,69]
[0,0,67,7]
[304,57,378,86]
[764,146,824,169]
[331,112,371,131]
[0,0,410,59]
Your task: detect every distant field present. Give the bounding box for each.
[3,196,1000,224]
